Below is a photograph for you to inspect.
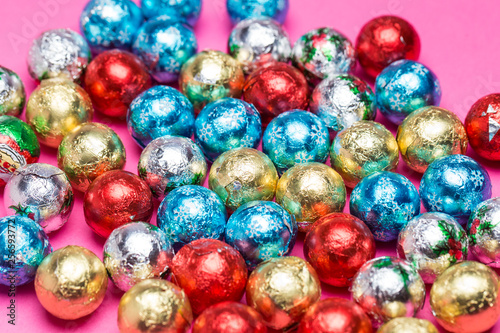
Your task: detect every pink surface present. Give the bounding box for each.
[1,0,500,332]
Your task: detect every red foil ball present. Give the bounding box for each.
[171,239,248,315]
[84,170,154,238]
[298,298,373,333]
[356,15,420,78]
[192,301,267,333]
[243,62,309,126]
[84,49,152,117]
[465,94,500,160]
[303,213,376,287]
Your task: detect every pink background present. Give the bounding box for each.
[1,0,500,332]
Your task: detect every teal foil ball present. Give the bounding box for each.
[141,0,201,26]
[226,0,289,25]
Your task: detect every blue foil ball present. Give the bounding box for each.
[262,110,329,174]
[375,60,441,125]
[420,154,492,225]
[128,86,195,148]
[350,171,420,242]
[0,216,52,286]
[194,98,262,162]
[80,0,143,53]
[141,0,201,26]
[157,185,228,251]
[224,200,297,269]
[133,17,197,83]
[226,0,289,25]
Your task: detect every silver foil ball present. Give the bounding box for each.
[103,222,174,291]
[228,18,291,73]
[4,163,73,233]
[468,197,500,267]
[0,66,26,117]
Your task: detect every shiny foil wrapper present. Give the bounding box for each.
[28,29,91,82]
[226,0,289,25]
[397,106,468,173]
[378,318,438,333]
[351,256,426,326]
[276,162,346,232]
[430,261,500,332]
[225,200,297,269]
[4,163,73,234]
[141,0,201,25]
[246,256,321,330]
[228,18,291,73]
[468,197,500,267]
[397,212,468,284]
[103,222,174,292]
[330,120,399,188]
[0,215,52,286]
[0,66,25,117]
[138,135,207,200]
[26,78,93,148]
[209,147,278,212]
[118,279,193,333]
[34,245,108,320]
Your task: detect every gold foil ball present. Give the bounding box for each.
[276,162,346,232]
[26,78,93,148]
[397,106,468,173]
[179,49,245,112]
[246,256,321,330]
[430,261,500,332]
[118,279,193,333]
[330,120,399,188]
[57,122,126,192]
[34,245,108,320]
[209,147,278,212]
[377,318,439,333]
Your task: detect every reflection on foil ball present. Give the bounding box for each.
[0,215,51,286]
[4,163,73,234]
[226,0,289,25]
[468,197,500,267]
[141,0,201,25]
[0,66,26,117]
[378,318,438,333]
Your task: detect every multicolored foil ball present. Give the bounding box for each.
[0,66,25,117]
[194,98,262,162]
[226,0,289,25]
[0,215,51,286]
[224,200,297,269]
[396,106,468,173]
[34,245,108,320]
[141,0,201,25]
[350,171,420,242]
[420,154,492,225]
[127,85,195,148]
[377,318,438,333]
[468,197,500,267]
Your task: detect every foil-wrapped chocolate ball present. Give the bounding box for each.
[118,279,193,333]
[127,85,195,148]
[157,185,227,251]
[378,318,438,333]
[57,122,126,192]
[141,0,201,25]
[430,261,500,332]
[397,212,468,284]
[396,106,468,173]
[4,163,73,233]
[194,98,262,162]
[0,116,40,186]
[262,110,329,174]
[351,256,426,325]
[209,147,278,212]
[138,135,207,200]
[330,120,399,188]
[171,239,248,315]
[350,171,420,242]
[468,197,500,267]
[276,162,346,232]
[243,62,309,126]
[26,78,94,148]
[0,66,25,117]
[246,256,321,330]
[80,0,143,53]
[292,27,356,86]
[226,0,289,24]
[420,154,492,225]
[34,245,108,320]
[84,170,154,238]
[228,18,291,73]
[0,215,51,286]
[179,50,245,112]
[225,200,297,269]
[103,222,174,291]
[132,17,197,83]
[28,28,91,82]
[310,74,376,133]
